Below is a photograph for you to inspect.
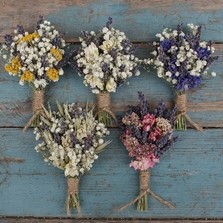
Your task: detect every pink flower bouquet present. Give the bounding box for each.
[120,92,176,211]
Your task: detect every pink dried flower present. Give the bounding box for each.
[122,112,141,127]
[149,127,162,141]
[142,114,156,131]
[130,155,160,171]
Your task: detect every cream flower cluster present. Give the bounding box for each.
[75,26,140,94]
[34,103,110,177]
[3,19,66,90]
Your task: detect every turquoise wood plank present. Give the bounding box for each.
[0,46,222,127]
[1,1,223,42]
[0,128,223,218]
[47,0,223,42]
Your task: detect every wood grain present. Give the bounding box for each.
[1,129,223,218]
[0,0,223,42]
[0,44,222,127]
[1,218,223,223]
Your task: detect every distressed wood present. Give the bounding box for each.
[1,128,223,218]
[1,218,223,223]
[0,44,222,127]
[0,0,223,220]
[0,0,223,42]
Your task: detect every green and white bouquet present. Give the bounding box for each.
[34,102,111,216]
[72,17,140,126]
[2,16,66,130]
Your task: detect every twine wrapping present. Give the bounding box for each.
[176,93,203,131]
[118,170,175,211]
[23,90,44,131]
[96,92,117,121]
[66,177,81,217]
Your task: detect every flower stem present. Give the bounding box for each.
[174,114,186,130]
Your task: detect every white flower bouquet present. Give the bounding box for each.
[73,17,140,126]
[2,16,66,130]
[34,102,111,216]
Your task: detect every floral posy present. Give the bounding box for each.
[34,103,110,215]
[3,16,66,90]
[74,17,140,94]
[120,92,176,211]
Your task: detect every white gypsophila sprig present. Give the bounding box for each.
[75,21,140,94]
[34,102,111,177]
[3,18,66,90]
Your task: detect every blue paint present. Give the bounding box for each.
[47,1,223,42]
[0,129,223,217]
[0,1,223,218]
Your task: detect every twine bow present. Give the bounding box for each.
[96,92,117,121]
[176,93,203,131]
[118,170,175,211]
[23,90,44,132]
[66,177,82,217]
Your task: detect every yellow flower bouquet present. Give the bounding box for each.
[2,16,66,130]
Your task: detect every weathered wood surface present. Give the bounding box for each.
[1,129,223,218]
[0,0,223,221]
[0,0,223,42]
[1,218,223,223]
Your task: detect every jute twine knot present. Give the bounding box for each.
[176,93,203,131]
[23,90,44,132]
[96,92,117,121]
[176,93,187,114]
[32,90,44,114]
[66,177,81,217]
[97,92,111,110]
[140,170,150,192]
[118,169,175,211]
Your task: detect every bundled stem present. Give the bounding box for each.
[175,93,203,131]
[118,170,175,212]
[96,92,117,126]
[23,89,44,131]
[66,177,81,217]
[137,170,149,211]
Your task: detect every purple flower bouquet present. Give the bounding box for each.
[148,24,218,130]
[119,92,176,211]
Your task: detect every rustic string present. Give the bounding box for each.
[23,90,44,132]
[118,170,175,211]
[96,92,117,121]
[66,177,82,217]
[176,93,203,131]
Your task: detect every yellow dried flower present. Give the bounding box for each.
[46,68,59,81]
[5,56,21,75]
[50,48,63,61]
[18,32,40,42]
[20,70,34,82]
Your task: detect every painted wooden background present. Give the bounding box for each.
[0,0,223,222]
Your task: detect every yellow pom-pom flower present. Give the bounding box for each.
[20,70,34,82]
[18,32,40,43]
[46,68,59,81]
[5,56,21,75]
[50,48,63,61]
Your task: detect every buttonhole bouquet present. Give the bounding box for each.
[2,16,66,131]
[119,92,176,211]
[34,102,111,216]
[145,24,218,131]
[72,17,140,126]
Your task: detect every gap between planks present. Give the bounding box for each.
[1,217,223,223]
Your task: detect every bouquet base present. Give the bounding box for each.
[66,177,81,216]
[23,89,44,131]
[96,92,116,126]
